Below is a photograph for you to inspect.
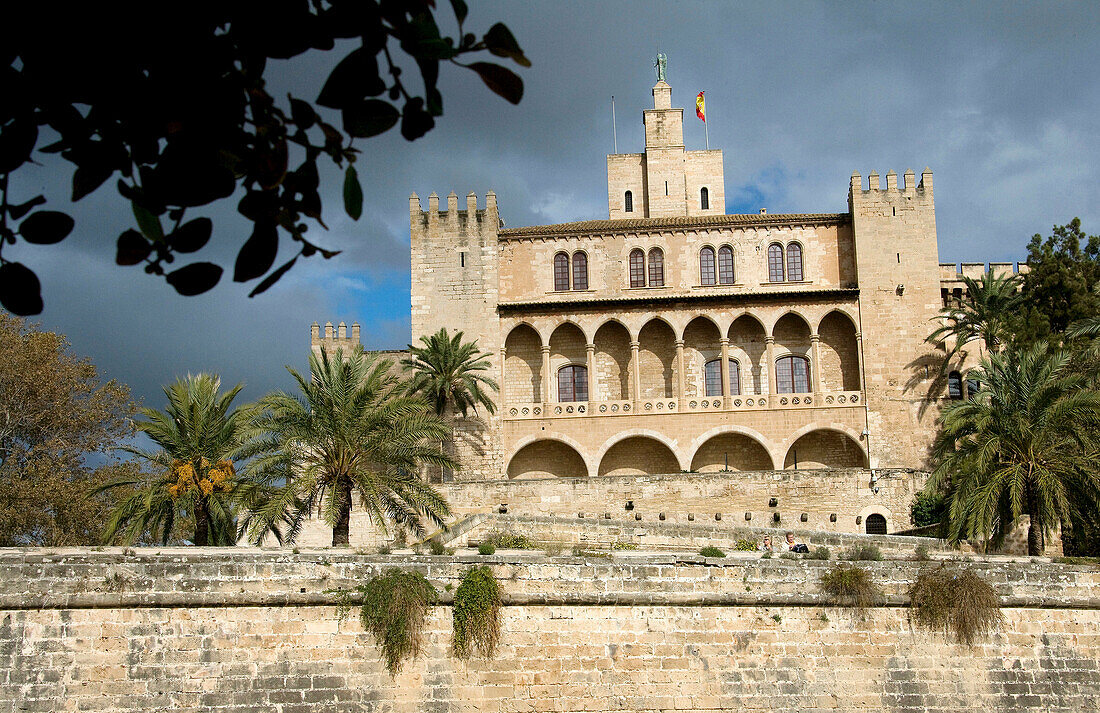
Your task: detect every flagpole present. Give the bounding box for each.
[612,96,618,153]
[704,91,710,150]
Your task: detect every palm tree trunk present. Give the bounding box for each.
[1026,486,1045,556]
[332,476,353,547]
[193,497,209,546]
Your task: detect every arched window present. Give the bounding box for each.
[625,191,633,213]
[648,248,664,287]
[572,252,588,290]
[557,364,588,402]
[729,359,741,396]
[786,243,804,282]
[717,245,734,284]
[776,355,810,394]
[767,243,785,282]
[865,513,887,535]
[700,187,709,210]
[704,359,722,396]
[947,371,963,400]
[699,246,716,285]
[553,252,570,291]
[629,248,645,287]
[966,375,980,399]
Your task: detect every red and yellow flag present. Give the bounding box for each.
[695,91,706,122]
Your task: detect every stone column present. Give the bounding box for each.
[630,340,641,402]
[585,343,596,404]
[855,332,864,392]
[766,336,776,396]
[719,337,731,406]
[810,333,823,396]
[541,344,552,405]
[499,346,507,406]
[675,339,685,400]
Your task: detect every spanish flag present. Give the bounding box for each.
[696,91,706,122]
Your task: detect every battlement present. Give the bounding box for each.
[409,190,498,231]
[939,261,1029,283]
[849,167,933,203]
[310,321,360,355]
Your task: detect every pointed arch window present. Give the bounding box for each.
[767,243,785,282]
[729,359,741,396]
[700,187,709,210]
[629,249,645,287]
[717,245,734,284]
[700,246,716,285]
[553,252,570,291]
[776,355,810,394]
[572,252,588,290]
[704,359,722,396]
[648,248,664,287]
[625,191,633,213]
[786,243,804,282]
[947,371,963,400]
[557,364,588,402]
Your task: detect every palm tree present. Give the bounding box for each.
[928,343,1100,555]
[402,328,499,481]
[928,271,1021,368]
[95,374,248,545]
[238,348,454,547]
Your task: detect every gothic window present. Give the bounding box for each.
[729,359,741,395]
[865,513,887,535]
[704,359,722,396]
[776,355,810,394]
[572,252,588,290]
[699,246,716,285]
[629,249,645,287]
[768,243,785,282]
[717,245,734,284]
[700,187,709,210]
[553,252,570,291]
[786,243,804,282]
[625,190,633,213]
[557,364,588,402]
[648,248,664,287]
[947,371,963,400]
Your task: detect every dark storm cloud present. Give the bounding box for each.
[12,0,1100,409]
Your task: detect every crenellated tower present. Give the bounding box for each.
[310,321,361,356]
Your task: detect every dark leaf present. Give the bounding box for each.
[7,195,45,220]
[289,97,316,130]
[0,262,43,315]
[400,98,435,141]
[256,137,289,189]
[342,100,400,138]
[249,256,297,297]
[168,217,213,253]
[449,0,469,25]
[0,117,38,173]
[116,230,152,265]
[38,140,66,154]
[238,191,279,222]
[343,166,363,220]
[234,221,279,282]
[484,23,531,67]
[317,48,385,109]
[166,262,223,296]
[132,201,164,241]
[469,62,524,104]
[147,145,236,208]
[19,211,74,244]
[318,247,342,260]
[72,162,114,201]
[426,88,443,117]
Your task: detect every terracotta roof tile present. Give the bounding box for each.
[498,212,850,238]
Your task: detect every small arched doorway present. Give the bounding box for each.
[865,513,887,535]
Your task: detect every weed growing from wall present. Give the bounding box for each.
[841,544,883,561]
[908,565,1003,646]
[807,546,831,560]
[700,546,726,558]
[819,564,882,608]
[484,529,536,549]
[452,566,501,659]
[734,539,757,551]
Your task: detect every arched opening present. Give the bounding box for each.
[598,436,679,477]
[548,323,586,401]
[717,245,734,284]
[728,315,766,395]
[947,371,963,400]
[966,373,980,399]
[773,313,812,393]
[637,319,676,398]
[767,243,785,282]
[818,311,860,391]
[553,252,570,291]
[700,186,709,210]
[557,364,588,402]
[571,252,588,290]
[786,242,804,282]
[647,248,664,287]
[629,249,645,288]
[683,316,721,398]
[691,433,773,472]
[865,513,888,535]
[508,440,587,479]
[699,246,716,285]
[783,430,867,469]
[624,191,633,213]
[593,321,631,400]
[776,356,810,393]
[504,324,543,403]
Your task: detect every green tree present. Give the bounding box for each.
[927,271,1021,368]
[0,2,529,315]
[928,343,1100,555]
[96,374,249,546]
[0,313,135,545]
[239,349,454,547]
[403,328,498,481]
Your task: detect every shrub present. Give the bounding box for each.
[1053,555,1100,566]
[779,552,798,560]
[611,540,639,550]
[452,566,501,659]
[841,544,883,561]
[377,544,392,555]
[478,543,496,556]
[542,540,564,556]
[807,546,830,560]
[428,538,447,555]
[700,546,726,558]
[483,529,536,550]
[734,538,757,552]
[339,569,438,676]
[910,490,946,528]
[819,564,882,608]
[908,566,1003,646]
[571,545,611,559]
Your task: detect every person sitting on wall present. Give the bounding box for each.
[783,531,809,553]
[757,535,775,552]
